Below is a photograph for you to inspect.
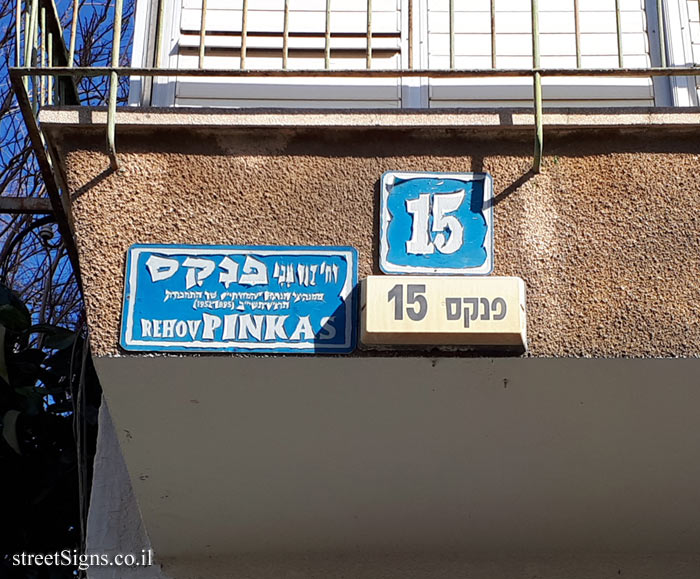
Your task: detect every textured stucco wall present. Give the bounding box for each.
[51,122,700,357]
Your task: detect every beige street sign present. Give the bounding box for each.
[361,276,527,350]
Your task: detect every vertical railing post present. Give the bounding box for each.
[47,31,53,105]
[16,0,22,67]
[656,0,666,67]
[25,0,38,70]
[154,0,165,68]
[573,0,581,68]
[531,0,543,173]
[615,0,623,68]
[69,0,78,66]
[283,0,289,69]
[490,0,496,68]
[198,0,207,68]
[23,5,29,90]
[240,0,248,69]
[449,0,455,69]
[324,0,331,69]
[40,5,46,106]
[107,0,124,171]
[366,0,372,69]
[31,0,38,114]
[408,0,413,69]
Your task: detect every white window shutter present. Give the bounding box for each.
[174,0,403,108]
[427,0,655,107]
[142,0,687,108]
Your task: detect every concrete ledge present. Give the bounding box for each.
[37,106,700,131]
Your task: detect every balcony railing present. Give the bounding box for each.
[10,0,700,182]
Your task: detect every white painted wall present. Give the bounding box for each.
[92,356,700,578]
[86,399,169,579]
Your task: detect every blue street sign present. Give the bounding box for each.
[120,245,358,353]
[380,171,493,275]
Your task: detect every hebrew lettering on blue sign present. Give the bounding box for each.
[379,171,493,275]
[120,245,357,353]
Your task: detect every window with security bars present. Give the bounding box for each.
[130,0,700,108]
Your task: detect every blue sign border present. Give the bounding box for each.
[379,171,494,275]
[120,244,358,354]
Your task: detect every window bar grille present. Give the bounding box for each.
[241,0,248,69]
[325,0,331,69]
[656,0,666,66]
[491,0,497,68]
[449,0,455,69]
[615,0,623,67]
[366,0,372,69]
[198,0,207,69]
[283,0,289,69]
[531,0,542,173]
[69,0,78,65]
[574,0,581,68]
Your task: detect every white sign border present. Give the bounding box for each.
[120,245,357,352]
[379,171,494,275]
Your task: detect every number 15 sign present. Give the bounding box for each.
[379,171,493,275]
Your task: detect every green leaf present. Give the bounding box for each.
[1,409,22,454]
[7,348,46,389]
[29,324,77,350]
[13,348,46,366]
[46,401,73,414]
[45,331,76,350]
[0,285,31,332]
[0,326,8,383]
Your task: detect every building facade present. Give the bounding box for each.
[13,0,700,577]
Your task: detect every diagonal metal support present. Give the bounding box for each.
[9,68,83,290]
[0,197,53,214]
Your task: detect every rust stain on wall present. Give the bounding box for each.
[55,127,700,357]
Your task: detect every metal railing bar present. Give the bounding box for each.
[449,0,455,70]
[366,0,372,69]
[0,198,53,214]
[491,0,496,69]
[241,0,248,69]
[573,0,580,68]
[198,0,207,69]
[407,0,413,69]
[69,0,78,65]
[25,0,37,74]
[154,0,165,68]
[107,0,124,171]
[23,9,29,89]
[15,66,700,79]
[31,0,38,114]
[283,0,289,69]
[37,0,79,102]
[325,0,331,69]
[47,31,53,104]
[531,0,542,173]
[9,72,82,289]
[615,0,623,68]
[41,5,46,106]
[656,0,666,67]
[16,0,22,67]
